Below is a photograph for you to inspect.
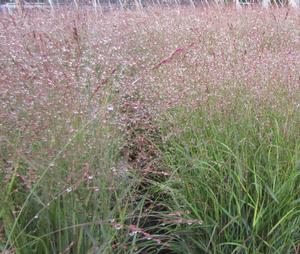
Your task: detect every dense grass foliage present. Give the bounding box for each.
[0,7,299,254]
[159,106,300,253]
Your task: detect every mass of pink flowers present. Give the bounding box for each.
[0,7,299,150]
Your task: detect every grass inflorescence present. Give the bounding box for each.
[0,6,300,254]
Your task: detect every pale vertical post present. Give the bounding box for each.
[262,0,270,8]
[289,0,299,7]
[15,0,24,13]
[92,0,97,11]
[134,0,141,9]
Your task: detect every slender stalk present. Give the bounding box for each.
[48,0,54,11]
[189,0,196,8]
[73,0,79,9]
